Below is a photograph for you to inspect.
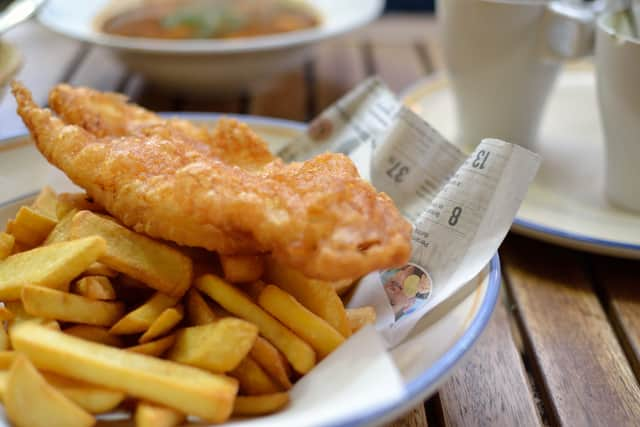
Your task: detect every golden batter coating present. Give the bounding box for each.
[13,82,412,280]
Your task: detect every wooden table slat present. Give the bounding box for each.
[368,43,426,94]
[501,236,640,426]
[312,41,368,112]
[65,47,127,92]
[592,256,640,381]
[248,67,309,121]
[439,296,542,427]
[388,404,428,427]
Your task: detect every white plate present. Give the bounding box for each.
[37,0,383,93]
[0,113,500,426]
[404,67,640,259]
[0,41,21,104]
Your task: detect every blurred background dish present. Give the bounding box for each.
[38,0,384,94]
[0,40,20,102]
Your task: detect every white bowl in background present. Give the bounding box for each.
[38,0,384,94]
[0,41,21,102]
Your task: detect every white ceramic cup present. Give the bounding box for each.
[439,0,595,150]
[596,11,640,212]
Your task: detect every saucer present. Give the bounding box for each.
[403,66,640,259]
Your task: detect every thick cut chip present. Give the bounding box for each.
[5,354,95,427]
[220,255,264,283]
[168,318,258,373]
[126,334,176,357]
[0,327,8,351]
[31,186,58,218]
[264,257,351,337]
[196,274,316,374]
[0,306,14,321]
[63,325,124,347]
[11,323,238,422]
[0,370,6,400]
[139,305,184,343]
[333,279,355,296]
[73,276,116,300]
[135,402,185,427]
[346,307,377,333]
[0,351,15,369]
[43,209,75,245]
[83,262,118,277]
[250,336,292,390]
[5,300,60,331]
[22,285,124,327]
[44,373,125,414]
[0,236,106,300]
[70,211,192,297]
[233,392,290,416]
[0,232,15,260]
[230,356,282,395]
[258,285,345,358]
[110,292,179,334]
[186,288,217,326]
[12,206,58,246]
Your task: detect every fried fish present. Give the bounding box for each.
[12,82,411,280]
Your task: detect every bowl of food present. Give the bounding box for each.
[0,81,502,426]
[37,0,384,94]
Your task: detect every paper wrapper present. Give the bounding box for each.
[280,77,541,348]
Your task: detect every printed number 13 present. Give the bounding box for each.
[472,150,490,170]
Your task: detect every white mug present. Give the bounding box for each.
[596,10,640,212]
[439,0,595,150]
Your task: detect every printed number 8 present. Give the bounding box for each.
[448,206,462,226]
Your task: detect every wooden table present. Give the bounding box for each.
[2,14,640,427]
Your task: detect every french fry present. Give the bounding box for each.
[0,370,6,401]
[0,351,15,369]
[0,306,14,321]
[10,323,238,422]
[43,209,75,245]
[0,236,106,300]
[0,232,14,260]
[135,402,185,427]
[230,356,282,395]
[196,274,316,374]
[220,255,264,283]
[73,276,116,300]
[70,211,192,297]
[259,285,345,358]
[5,354,95,427]
[5,219,41,248]
[250,336,292,390]
[83,262,118,278]
[126,334,176,357]
[168,318,258,373]
[31,186,58,219]
[63,325,124,347]
[139,305,184,343]
[22,285,124,327]
[44,373,126,414]
[56,193,104,219]
[5,301,60,331]
[346,307,377,333]
[264,257,351,337]
[9,206,58,247]
[0,327,8,351]
[233,392,290,416]
[110,292,179,334]
[186,288,217,325]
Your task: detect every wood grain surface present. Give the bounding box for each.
[502,236,640,426]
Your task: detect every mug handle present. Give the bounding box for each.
[540,0,602,60]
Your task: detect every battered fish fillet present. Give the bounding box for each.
[12,82,412,280]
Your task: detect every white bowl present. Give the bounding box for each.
[38,0,384,94]
[0,41,21,102]
[0,113,500,426]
